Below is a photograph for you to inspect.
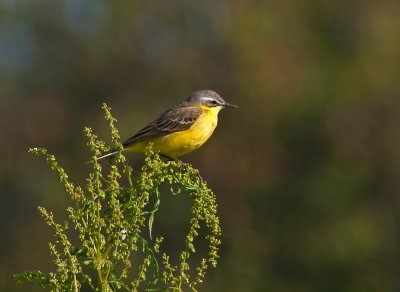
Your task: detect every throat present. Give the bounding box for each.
[201,105,222,119]
[197,105,220,131]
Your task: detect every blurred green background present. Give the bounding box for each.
[2,1,400,291]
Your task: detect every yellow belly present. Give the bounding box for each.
[126,106,220,158]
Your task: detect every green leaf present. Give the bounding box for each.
[148,213,155,240]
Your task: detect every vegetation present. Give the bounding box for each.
[3,1,400,291]
[15,104,221,291]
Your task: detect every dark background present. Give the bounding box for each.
[1,1,400,291]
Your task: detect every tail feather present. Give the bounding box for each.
[82,149,123,166]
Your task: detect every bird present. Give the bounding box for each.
[93,89,237,163]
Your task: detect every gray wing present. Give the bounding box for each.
[122,102,202,147]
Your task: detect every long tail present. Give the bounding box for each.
[82,149,124,166]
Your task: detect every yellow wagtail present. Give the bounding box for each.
[94,89,237,162]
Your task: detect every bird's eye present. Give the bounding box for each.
[211,100,218,105]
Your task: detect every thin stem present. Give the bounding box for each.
[97,268,103,290]
[96,196,104,288]
[74,274,78,292]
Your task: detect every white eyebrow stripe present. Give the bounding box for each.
[202,97,218,103]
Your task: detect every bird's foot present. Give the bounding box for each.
[179,161,203,186]
[178,160,187,172]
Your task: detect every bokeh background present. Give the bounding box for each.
[2,1,400,291]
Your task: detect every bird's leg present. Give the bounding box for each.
[160,154,186,171]
[176,159,204,186]
[177,159,187,173]
[180,160,186,170]
[160,154,175,161]
[175,160,203,186]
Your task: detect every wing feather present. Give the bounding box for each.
[122,102,201,148]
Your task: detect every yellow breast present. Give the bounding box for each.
[139,105,221,158]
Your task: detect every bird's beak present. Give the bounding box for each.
[223,101,238,109]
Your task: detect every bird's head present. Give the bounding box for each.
[187,89,238,109]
